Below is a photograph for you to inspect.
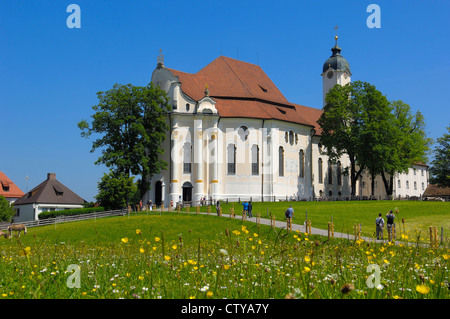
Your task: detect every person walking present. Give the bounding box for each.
[285,205,294,230]
[386,210,395,240]
[375,213,385,240]
[248,201,253,218]
[216,200,221,216]
[242,201,248,217]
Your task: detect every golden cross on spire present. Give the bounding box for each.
[157,49,164,67]
[334,25,339,44]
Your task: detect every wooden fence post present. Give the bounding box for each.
[331,221,334,238]
[434,226,438,247]
[429,226,434,246]
[286,218,291,232]
[328,222,331,240]
[196,205,200,215]
[207,205,211,215]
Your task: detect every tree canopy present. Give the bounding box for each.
[318,80,430,196]
[78,82,171,202]
[429,125,450,187]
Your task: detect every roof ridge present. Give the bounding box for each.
[220,56,259,99]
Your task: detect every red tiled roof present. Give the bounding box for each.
[423,184,450,197]
[0,171,25,199]
[167,56,323,133]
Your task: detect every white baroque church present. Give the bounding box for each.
[146,39,428,207]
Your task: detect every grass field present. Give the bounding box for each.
[0,201,448,300]
[188,200,450,241]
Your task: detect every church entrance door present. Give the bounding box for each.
[182,182,193,203]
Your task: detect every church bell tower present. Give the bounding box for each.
[321,34,351,106]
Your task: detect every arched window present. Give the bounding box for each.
[183,142,192,174]
[318,158,323,184]
[337,161,342,185]
[289,131,294,145]
[251,145,259,175]
[299,150,305,178]
[227,144,236,175]
[238,126,249,142]
[279,146,284,177]
[328,160,333,185]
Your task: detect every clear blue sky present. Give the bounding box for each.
[1,1,449,202]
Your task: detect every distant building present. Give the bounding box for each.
[0,171,24,204]
[423,184,450,201]
[147,38,429,207]
[13,173,86,222]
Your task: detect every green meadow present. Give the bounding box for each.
[0,200,448,299]
[193,200,450,240]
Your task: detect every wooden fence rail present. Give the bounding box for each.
[0,209,126,230]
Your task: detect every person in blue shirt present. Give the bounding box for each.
[285,205,294,230]
[242,201,248,217]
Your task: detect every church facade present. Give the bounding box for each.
[146,41,428,207]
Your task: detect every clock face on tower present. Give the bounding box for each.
[327,70,334,79]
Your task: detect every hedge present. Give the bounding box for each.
[38,207,105,220]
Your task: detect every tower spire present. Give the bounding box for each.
[334,24,339,45]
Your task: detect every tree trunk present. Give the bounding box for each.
[381,170,394,196]
[350,157,364,196]
[371,169,375,197]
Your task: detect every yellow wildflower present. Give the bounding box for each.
[19,247,32,257]
[121,238,128,244]
[154,237,161,242]
[139,247,145,254]
[164,255,171,261]
[303,266,311,273]
[223,265,231,270]
[206,291,213,297]
[416,284,430,294]
[172,244,177,250]
[136,229,142,235]
[304,256,311,263]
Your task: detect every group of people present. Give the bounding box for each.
[214,200,396,242]
[375,210,396,240]
[214,200,254,218]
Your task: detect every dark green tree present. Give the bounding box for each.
[354,82,392,196]
[429,125,450,187]
[379,101,431,195]
[0,196,15,222]
[95,171,138,210]
[318,81,374,196]
[78,82,171,199]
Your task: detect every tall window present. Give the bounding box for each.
[279,146,284,177]
[183,142,192,174]
[227,144,236,175]
[289,131,294,145]
[406,181,409,189]
[251,145,259,175]
[337,161,342,185]
[328,160,333,185]
[299,150,305,178]
[318,158,323,184]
